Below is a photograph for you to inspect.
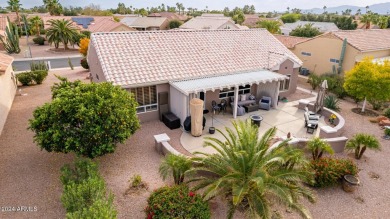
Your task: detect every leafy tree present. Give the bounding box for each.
[374,15,389,29]
[257,20,281,34]
[29,77,140,158]
[232,10,245,25]
[43,0,63,16]
[333,16,357,30]
[281,13,300,23]
[7,0,21,27]
[168,19,183,29]
[83,4,112,16]
[344,58,390,111]
[188,121,315,219]
[346,133,381,159]
[29,16,43,36]
[307,137,334,160]
[159,154,192,185]
[290,23,321,37]
[46,19,78,49]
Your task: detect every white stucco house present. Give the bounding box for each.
[87,29,302,124]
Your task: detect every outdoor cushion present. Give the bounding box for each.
[249,94,255,100]
[261,99,270,103]
[241,94,247,101]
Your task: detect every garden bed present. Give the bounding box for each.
[351,108,379,117]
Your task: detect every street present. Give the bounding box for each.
[13,56,82,72]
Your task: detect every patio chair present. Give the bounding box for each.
[211,100,221,114]
[304,108,319,129]
[218,99,227,114]
[259,96,272,110]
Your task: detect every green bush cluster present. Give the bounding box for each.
[30,61,48,71]
[308,73,347,98]
[60,158,117,219]
[80,57,89,69]
[324,95,341,111]
[16,70,48,86]
[33,36,46,45]
[309,157,358,187]
[145,185,210,219]
[384,108,390,119]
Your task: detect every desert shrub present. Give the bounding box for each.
[384,108,390,119]
[321,73,347,98]
[16,72,33,86]
[31,70,48,84]
[60,158,117,218]
[81,30,91,39]
[385,128,390,136]
[307,73,321,90]
[145,185,210,219]
[130,174,142,187]
[310,158,358,187]
[30,61,48,71]
[33,36,46,45]
[324,95,340,111]
[81,57,89,69]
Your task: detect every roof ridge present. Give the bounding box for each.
[92,28,266,36]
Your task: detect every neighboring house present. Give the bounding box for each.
[88,29,302,123]
[292,29,390,75]
[0,53,16,135]
[121,17,169,31]
[273,34,310,49]
[180,14,241,30]
[41,16,135,32]
[281,21,339,36]
[149,12,188,22]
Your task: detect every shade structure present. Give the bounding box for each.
[314,80,328,113]
[190,98,204,137]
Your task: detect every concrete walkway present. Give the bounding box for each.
[181,96,325,155]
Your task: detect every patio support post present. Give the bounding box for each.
[233,86,239,119]
[275,81,280,108]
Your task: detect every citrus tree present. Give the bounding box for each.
[344,58,390,111]
[29,77,140,158]
[189,121,315,219]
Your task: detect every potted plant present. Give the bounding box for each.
[342,175,360,193]
[329,114,337,125]
[209,111,215,134]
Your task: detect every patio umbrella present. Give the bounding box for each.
[314,80,328,113]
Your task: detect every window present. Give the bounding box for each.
[128,86,158,114]
[279,75,291,91]
[301,52,311,56]
[330,58,340,63]
[219,85,251,99]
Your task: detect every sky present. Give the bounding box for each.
[1,0,389,12]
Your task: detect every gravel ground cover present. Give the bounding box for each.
[0,70,389,219]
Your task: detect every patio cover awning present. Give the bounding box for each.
[169,70,288,95]
[372,56,390,65]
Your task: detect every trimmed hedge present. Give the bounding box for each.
[32,70,48,84]
[145,185,210,219]
[60,158,117,219]
[16,72,33,86]
[33,36,45,45]
[16,70,48,85]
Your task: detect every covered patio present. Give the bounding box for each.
[169,70,288,124]
[180,98,326,155]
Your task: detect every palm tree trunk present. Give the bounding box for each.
[359,146,366,159]
[355,146,360,159]
[227,202,237,219]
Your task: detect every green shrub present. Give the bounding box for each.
[30,61,48,71]
[81,30,91,39]
[33,36,45,45]
[310,157,358,187]
[324,95,340,111]
[130,174,142,187]
[145,185,210,219]
[384,128,390,136]
[16,72,33,86]
[31,70,48,84]
[306,137,334,160]
[80,57,89,69]
[168,19,183,29]
[308,73,322,90]
[320,73,347,98]
[60,158,117,217]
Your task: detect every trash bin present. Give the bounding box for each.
[250,115,263,127]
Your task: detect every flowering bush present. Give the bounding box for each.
[309,157,358,187]
[145,185,210,219]
[329,114,337,124]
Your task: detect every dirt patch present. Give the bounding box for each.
[368,172,380,180]
[351,108,379,117]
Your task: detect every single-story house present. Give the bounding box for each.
[281,21,339,36]
[273,35,309,49]
[180,14,242,30]
[292,29,390,75]
[148,12,188,22]
[121,17,169,31]
[87,29,302,123]
[0,53,16,134]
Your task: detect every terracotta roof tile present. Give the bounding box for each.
[180,16,238,30]
[0,53,14,73]
[89,29,302,87]
[273,35,310,49]
[333,29,390,52]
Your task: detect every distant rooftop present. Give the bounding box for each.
[282,21,339,33]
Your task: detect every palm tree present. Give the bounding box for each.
[346,133,381,159]
[29,16,43,36]
[306,137,334,160]
[43,0,61,16]
[46,19,78,49]
[323,5,327,14]
[257,20,281,34]
[189,121,315,219]
[365,5,369,13]
[356,9,361,16]
[287,6,290,13]
[7,0,21,27]
[159,154,192,185]
[360,13,373,29]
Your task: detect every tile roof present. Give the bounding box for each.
[0,53,14,73]
[180,17,239,30]
[120,17,140,26]
[126,17,168,28]
[332,29,390,52]
[273,35,310,49]
[89,29,302,87]
[282,21,339,33]
[149,12,188,21]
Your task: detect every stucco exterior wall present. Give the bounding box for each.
[137,83,170,123]
[217,21,240,30]
[111,25,136,32]
[276,59,298,97]
[0,64,17,135]
[88,44,106,83]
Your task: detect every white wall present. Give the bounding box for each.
[0,64,17,135]
[170,86,188,126]
[256,81,279,108]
